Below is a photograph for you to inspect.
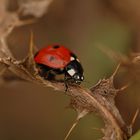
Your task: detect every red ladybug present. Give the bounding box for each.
[34,45,84,85]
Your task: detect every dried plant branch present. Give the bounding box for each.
[0,54,131,140]
[18,0,53,17]
[0,1,137,140]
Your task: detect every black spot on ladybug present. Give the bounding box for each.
[49,56,55,61]
[53,45,60,49]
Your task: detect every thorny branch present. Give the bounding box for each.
[0,0,139,140]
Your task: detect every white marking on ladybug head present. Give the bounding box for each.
[70,57,75,61]
[67,69,76,76]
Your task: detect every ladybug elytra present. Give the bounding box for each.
[34,45,84,86]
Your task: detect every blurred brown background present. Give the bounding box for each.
[0,0,140,139]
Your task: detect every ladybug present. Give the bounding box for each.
[34,45,84,87]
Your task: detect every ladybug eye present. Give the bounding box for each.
[74,74,80,80]
[81,76,84,81]
[53,45,60,49]
[77,75,80,79]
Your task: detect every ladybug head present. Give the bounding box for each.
[65,59,84,84]
[73,73,84,84]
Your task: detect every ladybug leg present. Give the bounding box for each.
[36,64,56,80]
[64,74,74,92]
[36,64,48,77]
[45,71,55,80]
[64,73,69,92]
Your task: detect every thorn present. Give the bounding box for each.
[96,44,118,61]
[90,79,102,91]
[117,83,130,92]
[29,30,34,56]
[30,30,38,53]
[130,108,139,128]
[64,119,79,140]
[21,31,38,73]
[96,44,127,63]
[17,18,37,27]
[127,108,139,136]
[64,110,88,140]
[110,63,121,80]
[25,30,35,65]
[28,30,38,58]
[77,109,89,120]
